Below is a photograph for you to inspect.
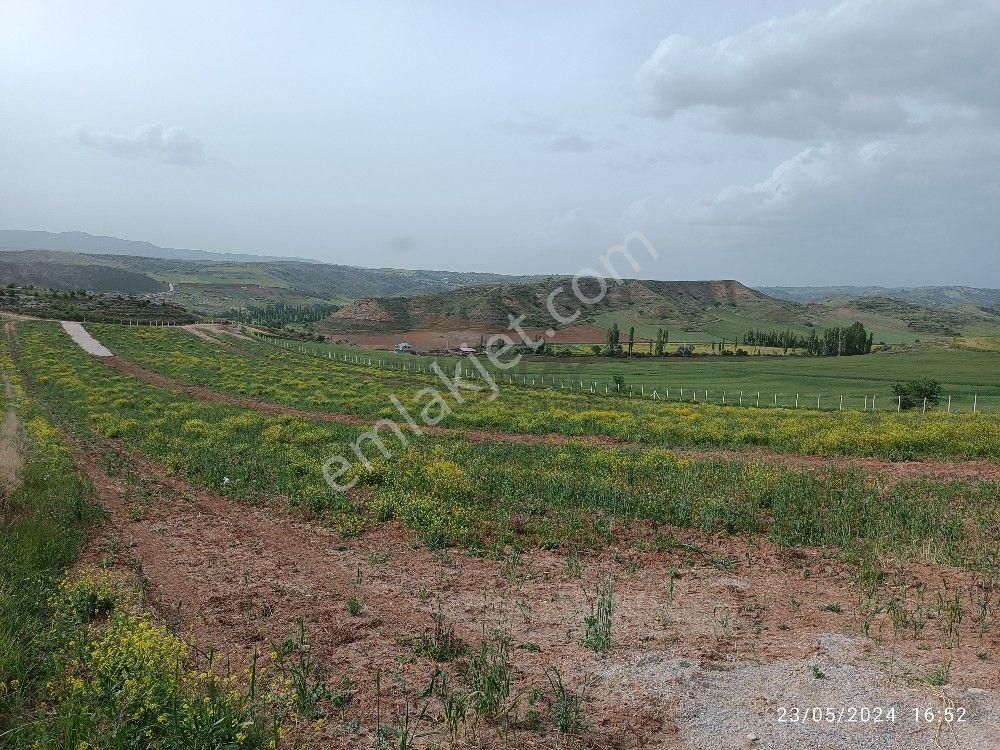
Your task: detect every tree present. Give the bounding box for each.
[606,323,620,356]
[627,326,635,356]
[654,328,667,357]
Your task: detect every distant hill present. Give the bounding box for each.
[760,285,1000,309]
[0,247,530,314]
[0,230,313,263]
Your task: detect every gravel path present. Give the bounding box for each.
[61,321,113,357]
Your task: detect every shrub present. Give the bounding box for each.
[892,379,942,410]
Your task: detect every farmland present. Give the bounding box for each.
[275,333,1000,412]
[2,315,998,748]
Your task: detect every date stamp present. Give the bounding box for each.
[775,705,969,724]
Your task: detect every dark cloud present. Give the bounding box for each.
[73,124,207,166]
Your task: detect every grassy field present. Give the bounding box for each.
[5,319,999,748]
[14,321,1000,558]
[92,324,1000,457]
[266,334,1000,412]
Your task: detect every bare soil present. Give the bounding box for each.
[0,370,24,503]
[69,436,999,749]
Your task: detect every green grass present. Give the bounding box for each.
[87,324,1000,459]
[0,343,94,736]
[280,334,1000,411]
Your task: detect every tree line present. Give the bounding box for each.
[742,321,873,356]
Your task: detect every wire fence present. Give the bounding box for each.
[252,332,997,415]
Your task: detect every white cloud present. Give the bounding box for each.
[637,0,1000,140]
[616,0,1000,284]
[73,124,207,166]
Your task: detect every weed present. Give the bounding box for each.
[465,626,512,722]
[584,575,614,653]
[810,665,826,679]
[925,664,950,686]
[408,604,467,662]
[271,619,331,718]
[546,668,587,733]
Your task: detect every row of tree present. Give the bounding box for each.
[233,301,339,328]
[743,322,873,356]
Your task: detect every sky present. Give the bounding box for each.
[1,0,998,286]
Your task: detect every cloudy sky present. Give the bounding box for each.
[1,0,998,285]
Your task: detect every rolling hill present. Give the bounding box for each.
[326,277,1000,346]
[0,244,529,313]
[760,285,1000,309]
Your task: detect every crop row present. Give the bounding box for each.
[92,323,1000,460]
[16,322,1000,579]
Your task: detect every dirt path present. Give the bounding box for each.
[68,436,998,749]
[0,368,24,501]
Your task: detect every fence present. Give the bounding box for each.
[249,331,995,415]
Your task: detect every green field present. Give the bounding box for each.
[264,334,1000,413]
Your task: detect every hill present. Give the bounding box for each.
[760,285,1000,309]
[0,230,313,263]
[0,247,529,314]
[329,279,773,333]
[326,278,1000,347]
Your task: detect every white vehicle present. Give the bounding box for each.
[394,342,416,353]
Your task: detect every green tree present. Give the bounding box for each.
[606,323,620,356]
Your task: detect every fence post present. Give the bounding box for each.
[756,392,760,407]
[795,394,799,408]
[922,397,927,414]
[947,395,951,413]
[973,394,978,413]
[739,390,743,406]
[773,393,777,407]
[817,394,821,409]
[897,396,901,412]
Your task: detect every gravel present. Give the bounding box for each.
[604,633,998,750]
[61,321,113,357]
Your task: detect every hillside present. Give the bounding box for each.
[761,285,1000,309]
[0,247,529,314]
[326,277,1000,347]
[328,278,788,334]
